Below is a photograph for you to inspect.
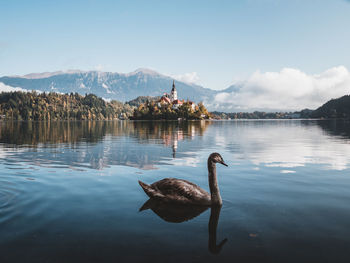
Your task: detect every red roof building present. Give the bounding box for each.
[160,96,171,104]
[172,99,183,105]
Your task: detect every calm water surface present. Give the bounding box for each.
[1,120,350,263]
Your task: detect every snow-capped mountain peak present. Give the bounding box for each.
[126,68,162,77]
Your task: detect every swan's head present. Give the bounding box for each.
[209,153,228,167]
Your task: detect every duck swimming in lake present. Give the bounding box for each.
[138,153,228,206]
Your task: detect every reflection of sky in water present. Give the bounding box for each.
[0,120,350,171]
[206,120,350,171]
[1,120,350,262]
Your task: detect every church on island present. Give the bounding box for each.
[157,80,196,110]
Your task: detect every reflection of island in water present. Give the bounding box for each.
[139,199,227,254]
[2,119,349,171]
[0,121,211,170]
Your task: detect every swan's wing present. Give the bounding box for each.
[151,178,210,202]
[139,180,165,199]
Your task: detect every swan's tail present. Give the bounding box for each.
[139,198,153,211]
[138,180,163,199]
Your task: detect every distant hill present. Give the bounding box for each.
[0,69,215,103]
[126,96,160,107]
[311,95,350,118]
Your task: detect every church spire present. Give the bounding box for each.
[171,80,177,101]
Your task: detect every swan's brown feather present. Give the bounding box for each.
[150,178,211,205]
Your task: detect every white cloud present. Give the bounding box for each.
[171,72,200,84]
[212,66,350,111]
[280,170,296,174]
[94,64,104,71]
[0,82,28,93]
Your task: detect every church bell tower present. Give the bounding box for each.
[171,80,177,102]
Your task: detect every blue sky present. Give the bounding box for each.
[1,0,350,91]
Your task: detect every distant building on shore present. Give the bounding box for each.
[157,80,195,110]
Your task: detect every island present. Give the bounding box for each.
[132,81,210,120]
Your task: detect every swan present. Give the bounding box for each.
[138,152,228,206]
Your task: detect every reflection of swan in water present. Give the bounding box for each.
[139,199,228,254]
[138,153,228,206]
[139,198,209,223]
[208,206,228,254]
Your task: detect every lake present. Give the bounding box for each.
[1,120,350,263]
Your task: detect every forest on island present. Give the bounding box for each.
[132,100,210,120]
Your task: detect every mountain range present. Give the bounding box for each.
[0,69,220,106]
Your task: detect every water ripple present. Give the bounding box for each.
[0,179,18,210]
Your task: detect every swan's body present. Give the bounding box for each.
[139,178,211,205]
[138,153,227,206]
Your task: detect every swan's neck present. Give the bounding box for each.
[208,161,222,206]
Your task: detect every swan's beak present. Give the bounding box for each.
[220,161,228,167]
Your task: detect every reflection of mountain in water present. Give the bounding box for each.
[0,121,211,170]
[316,119,350,139]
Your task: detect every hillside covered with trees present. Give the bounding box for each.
[211,109,313,119]
[311,95,350,118]
[126,96,160,107]
[0,91,134,120]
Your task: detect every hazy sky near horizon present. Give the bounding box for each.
[1,0,350,91]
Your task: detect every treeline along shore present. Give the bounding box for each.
[0,91,209,121]
[0,91,349,121]
[0,91,134,120]
[212,95,350,120]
